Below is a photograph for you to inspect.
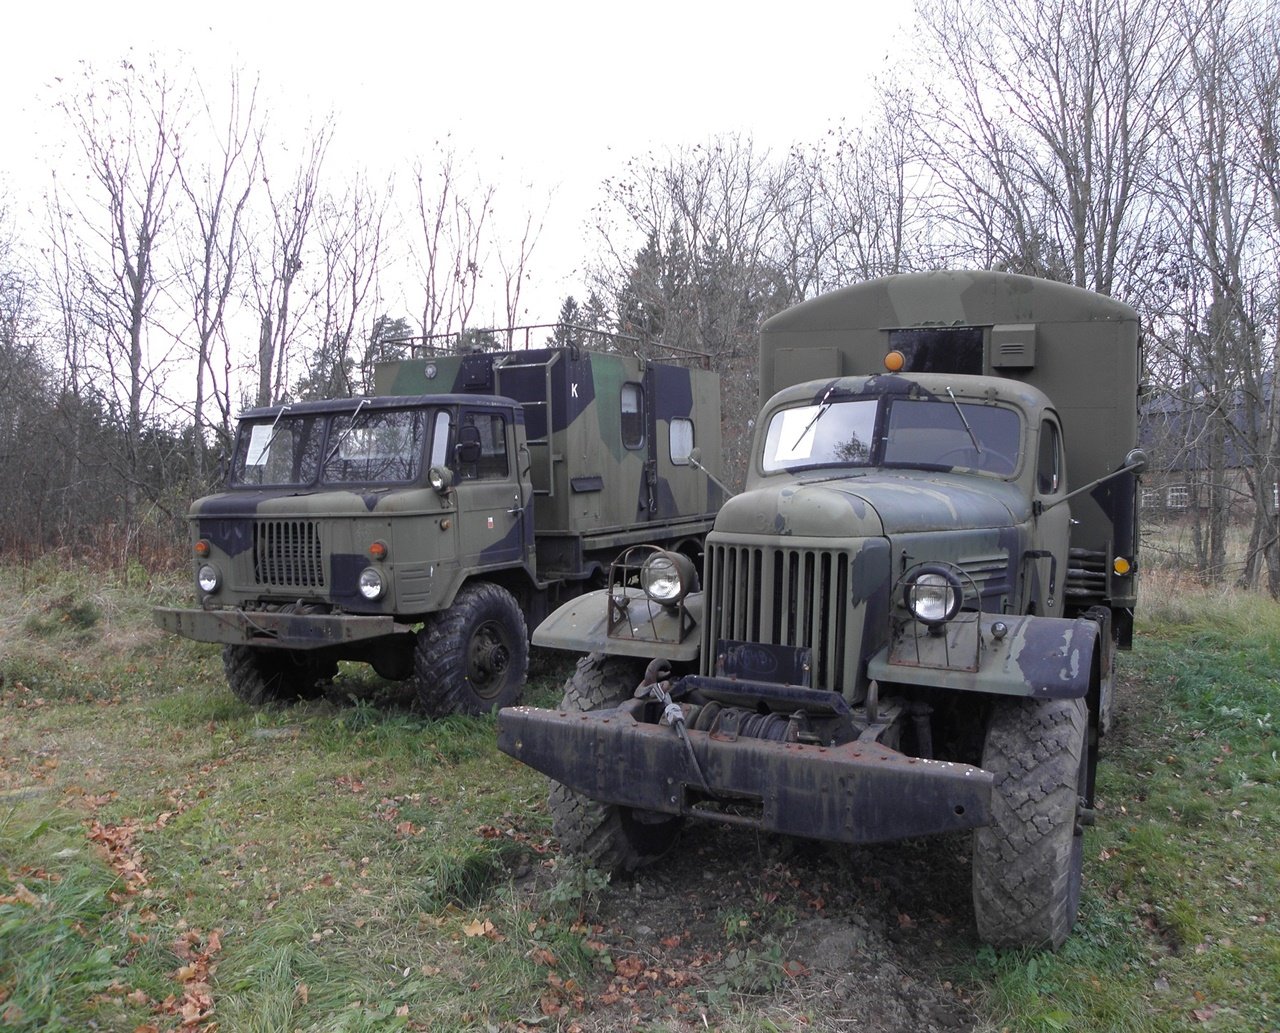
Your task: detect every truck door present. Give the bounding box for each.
[453,409,525,570]
[1030,415,1071,618]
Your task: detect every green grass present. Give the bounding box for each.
[3,559,1279,1030]
[965,580,1280,1033]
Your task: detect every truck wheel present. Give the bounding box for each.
[222,645,330,705]
[414,582,528,716]
[972,696,1089,949]
[547,653,683,873]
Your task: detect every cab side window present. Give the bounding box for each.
[621,383,645,450]
[459,412,509,479]
[1037,419,1062,495]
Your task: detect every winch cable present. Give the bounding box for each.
[637,659,712,794]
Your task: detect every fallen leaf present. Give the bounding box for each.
[615,956,645,979]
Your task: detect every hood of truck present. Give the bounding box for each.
[190,486,444,520]
[715,472,1028,539]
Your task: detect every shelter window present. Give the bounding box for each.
[621,383,646,449]
[887,327,984,374]
[669,418,694,465]
[1166,484,1190,510]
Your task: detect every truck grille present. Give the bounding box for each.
[703,543,857,695]
[253,520,325,588]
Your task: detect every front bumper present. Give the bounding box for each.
[153,607,412,648]
[497,700,992,845]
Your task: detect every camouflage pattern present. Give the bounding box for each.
[374,347,723,549]
[155,344,723,680]
[503,271,1140,855]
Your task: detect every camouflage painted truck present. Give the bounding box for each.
[497,271,1145,948]
[154,333,723,716]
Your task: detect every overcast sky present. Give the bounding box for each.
[2,0,915,322]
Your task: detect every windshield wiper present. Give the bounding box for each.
[255,404,293,462]
[793,384,837,450]
[946,387,982,456]
[324,398,369,464]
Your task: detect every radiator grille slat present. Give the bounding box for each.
[705,543,856,694]
[253,520,325,588]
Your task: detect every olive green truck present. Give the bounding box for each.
[155,334,723,716]
[498,271,1145,949]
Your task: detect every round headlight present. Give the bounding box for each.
[197,564,221,594]
[357,567,386,601]
[903,567,963,626]
[640,551,695,605]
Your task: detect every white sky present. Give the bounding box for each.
[1,0,914,325]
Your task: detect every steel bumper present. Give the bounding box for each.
[497,703,993,845]
[153,607,412,648]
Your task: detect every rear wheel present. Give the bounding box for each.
[972,696,1089,948]
[222,645,331,705]
[414,582,528,716]
[547,653,683,873]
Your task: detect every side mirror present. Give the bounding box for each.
[1123,448,1148,474]
[456,425,482,465]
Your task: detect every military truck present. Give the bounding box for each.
[154,331,723,716]
[497,272,1144,949]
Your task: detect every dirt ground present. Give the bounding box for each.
[511,818,985,1032]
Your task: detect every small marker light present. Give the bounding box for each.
[1113,556,1132,576]
[368,540,388,561]
[194,539,211,558]
[884,350,906,372]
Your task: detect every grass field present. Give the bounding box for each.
[1,557,1277,1031]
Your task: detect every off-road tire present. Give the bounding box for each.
[222,645,330,705]
[414,582,528,716]
[547,653,683,873]
[972,696,1088,949]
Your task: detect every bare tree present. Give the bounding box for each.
[1151,1,1280,588]
[590,136,798,485]
[914,0,1186,299]
[173,69,261,477]
[410,147,494,340]
[250,118,332,405]
[50,58,188,538]
[296,170,391,398]
[497,200,546,342]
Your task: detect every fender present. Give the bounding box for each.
[867,613,1099,699]
[531,588,704,662]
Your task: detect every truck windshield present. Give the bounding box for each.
[231,413,324,486]
[761,396,1020,476]
[230,407,435,487]
[321,409,428,484]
